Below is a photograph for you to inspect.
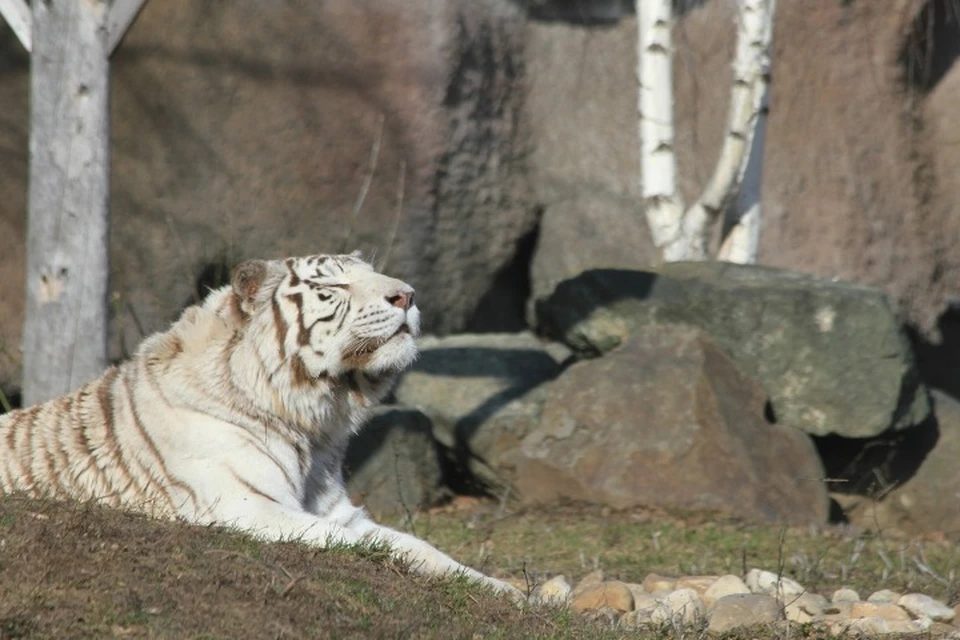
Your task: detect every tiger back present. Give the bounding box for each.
[0,253,416,521]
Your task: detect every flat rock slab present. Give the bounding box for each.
[515,324,829,523]
[537,263,929,438]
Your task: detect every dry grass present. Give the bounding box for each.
[401,501,960,606]
[0,495,958,639]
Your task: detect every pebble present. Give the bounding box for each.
[850,601,911,621]
[867,589,902,604]
[745,568,805,597]
[841,616,892,635]
[831,587,860,603]
[620,596,660,628]
[641,572,675,594]
[651,588,704,625]
[623,582,647,602]
[898,593,956,623]
[821,600,853,618]
[572,569,604,596]
[531,575,572,607]
[571,580,634,613]
[558,567,959,636]
[784,592,827,623]
[703,574,750,606]
[674,575,719,597]
[707,594,779,634]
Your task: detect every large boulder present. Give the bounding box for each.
[839,390,960,537]
[344,407,445,517]
[0,0,532,396]
[514,324,829,524]
[392,332,566,490]
[537,263,930,438]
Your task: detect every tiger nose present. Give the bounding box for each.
[386,289,414,310]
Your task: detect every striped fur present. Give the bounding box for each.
[0,254,521,598]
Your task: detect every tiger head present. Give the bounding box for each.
[229,253,420,385]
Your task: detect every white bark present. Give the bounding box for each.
[638,0,774,263]
[637,0,685,256]
[23,0,111,405]
[719,0,776,264]
[107,0,148,54]
[682,0,766,261]
[0,0,32,51]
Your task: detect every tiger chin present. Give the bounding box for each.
[0,253,523,600]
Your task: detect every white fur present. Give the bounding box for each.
[0,254,521,599]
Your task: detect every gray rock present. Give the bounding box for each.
[537,262,930,438]
[897,593,955,623]
[867,589,903,604]
[831,588,860,604]
[531,575,572,607]
[393,333,561,489]
[344,407,445,517]
[703,575,751,605]
[514,324,829,523]
[784,593,828,623]
[652,589,705,625]
[707,594,780,634]
[745,569,806,598]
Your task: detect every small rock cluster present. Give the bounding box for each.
[529,568,960,637]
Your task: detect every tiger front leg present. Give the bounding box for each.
[351,518,526,601]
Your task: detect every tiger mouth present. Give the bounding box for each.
[351,324,411,356]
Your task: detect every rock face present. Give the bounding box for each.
[524,4,960,337]
[0,0,532,395]
[515,324,829,524]
[538,263,930,438]
[344,408,445,517]
[392,333,563,490]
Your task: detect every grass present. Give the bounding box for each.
[0,495,957,639]
[400,502,960,605]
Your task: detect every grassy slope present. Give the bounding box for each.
[0,496,958,639]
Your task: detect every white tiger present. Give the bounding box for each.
[0,253,521,598]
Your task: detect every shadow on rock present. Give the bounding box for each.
[814,415,940,498]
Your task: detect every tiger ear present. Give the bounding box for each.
[231,260,269,312]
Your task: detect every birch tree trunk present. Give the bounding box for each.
[636,0,685,259]
[638,0,775,264]
[22,0,111,405]
[719,0,776,263]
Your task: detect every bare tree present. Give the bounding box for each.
[637,0,776,263]
[1,0,147,404]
